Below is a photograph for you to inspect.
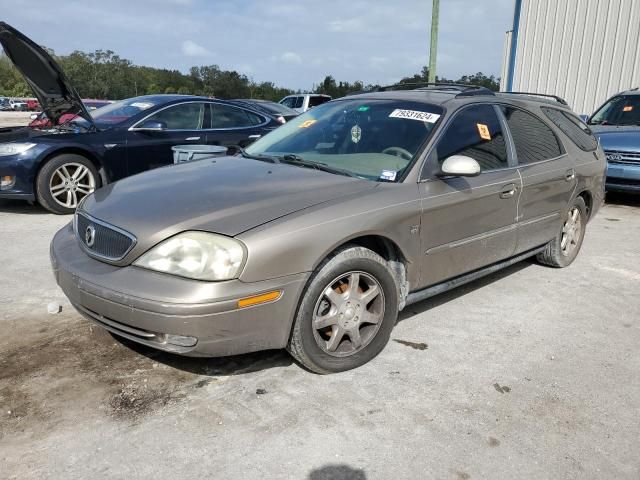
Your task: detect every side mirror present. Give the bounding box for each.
[439,155,481,177]
[131,120,167,132]
[579,114,589,122]
[30,113,38,120]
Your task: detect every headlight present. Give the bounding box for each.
[134,232,245,281]
[0,143,36,157]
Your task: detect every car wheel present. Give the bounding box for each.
[36,154,100,214]
[537,197,587,268]
[287,245,399,374]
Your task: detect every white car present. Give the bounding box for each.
[9,99,27,111]
[279,94,331,113]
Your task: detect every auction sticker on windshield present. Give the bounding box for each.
[389,109,440,123]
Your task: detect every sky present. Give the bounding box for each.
[1,0,515,90]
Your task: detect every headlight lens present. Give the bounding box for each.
[134,232,245,281]
[0,143,36,157]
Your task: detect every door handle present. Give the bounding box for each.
[185,136,200,141]
[248,134,262,139]
[565,169,576,181]
[499,184,517,199]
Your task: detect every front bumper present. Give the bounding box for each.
[0,148,42,200]
[50,223,310,357]
[606,162,640,193]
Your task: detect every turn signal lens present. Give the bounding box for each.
[237,290,282,309]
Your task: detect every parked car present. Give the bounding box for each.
[279,93,331,113]
[229,99,299,124]
[0,97,11,111]
[26,98,40,111]
[0,22,280,214]
[28,99,112,128]
[586,88,640,193]
[50,84,605,373]
[9,98,27,111]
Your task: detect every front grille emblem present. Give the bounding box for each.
[606,153,623,162]
[85,225,96,247]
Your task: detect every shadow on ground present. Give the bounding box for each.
[115,335,294,376]
[308,464,367,480]
[0,199,53,215]
[605,191,640,207]
[398,260,533,321]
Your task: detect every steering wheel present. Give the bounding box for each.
[382,146,413,160]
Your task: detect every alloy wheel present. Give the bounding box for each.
[561,206,582,256]
[312,271,385,357]
[49,163,96,209]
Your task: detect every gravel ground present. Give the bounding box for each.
[0,111,32,127]
[0,186,639,478]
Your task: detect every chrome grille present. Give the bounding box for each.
[605,150,640,165]
[75,212,136,261]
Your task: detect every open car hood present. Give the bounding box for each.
[0,22,95,128]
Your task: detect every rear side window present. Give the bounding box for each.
[293,96,304,109]
[309,96,330,108]
[435,104,508,171]
[500,106,563,164]
[210,104,264,128]
[541,107,598,151]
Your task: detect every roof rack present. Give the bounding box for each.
[500,91,568,105]
[374,82,495,98]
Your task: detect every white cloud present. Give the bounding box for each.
[327,18,365,33]
[280,52,302,64]
[181,40,212,57]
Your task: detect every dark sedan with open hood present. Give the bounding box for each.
[0,22,280,214]
[52,85,605,373]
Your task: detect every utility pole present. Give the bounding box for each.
[428,0,440,83]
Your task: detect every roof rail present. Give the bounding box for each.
[500,91,568,105]
[374,82,495,98]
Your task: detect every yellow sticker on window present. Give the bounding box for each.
[299,119,317,128]
[623,105,634,112]
[477,123,491,140]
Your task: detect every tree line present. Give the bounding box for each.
[0,48,499,101]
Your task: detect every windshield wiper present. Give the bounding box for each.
[279,154,360,178]
[238,147,281,163]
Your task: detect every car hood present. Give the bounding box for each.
[590,125,640,151]
[0,22,94,127]
[81,156,375,261]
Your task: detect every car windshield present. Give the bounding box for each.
[589,95,640,126]
[90,98,159,127]
[245,99,443,181]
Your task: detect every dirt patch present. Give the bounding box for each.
[493,383,511,394]
[393,339,428,350]
[108,382,184,421]
[488,437,500,447]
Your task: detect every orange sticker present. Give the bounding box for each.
[623,105,634,112]
[477,123,491,140]
[299,119,317,128]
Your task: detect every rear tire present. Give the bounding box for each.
[36,154,99,215]
[537,197,587,268]
[287,245,399,374]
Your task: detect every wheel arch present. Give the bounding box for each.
[576,189,593,219]
[310,233,411,309]
[34,147,106,192]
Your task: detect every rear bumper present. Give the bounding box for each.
[50,223,309,357]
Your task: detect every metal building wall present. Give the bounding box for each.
[501,0,640,115]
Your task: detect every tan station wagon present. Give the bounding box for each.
[51,85,606,373]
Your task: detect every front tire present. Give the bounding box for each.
[36,154,99,214]
[537,197,587,268]
[287,246,399,374]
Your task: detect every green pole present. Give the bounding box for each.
[428,0,440,83]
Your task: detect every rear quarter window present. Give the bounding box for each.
[541,107,598,151]
[501,106,564,164]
